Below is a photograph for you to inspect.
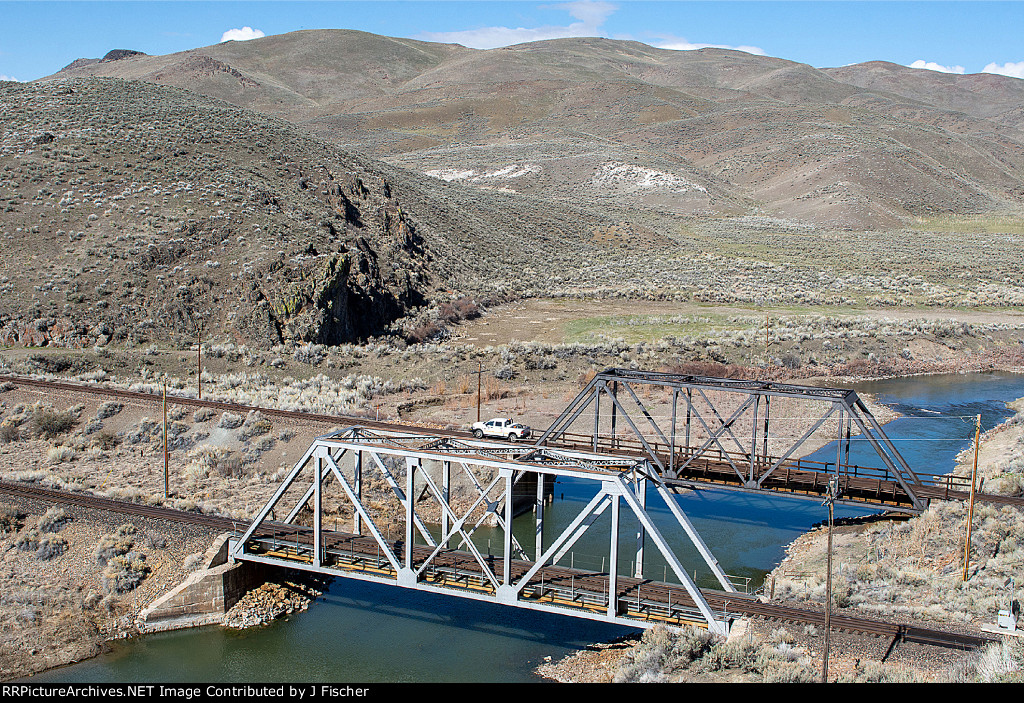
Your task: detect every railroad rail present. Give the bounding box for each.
[0,480,999,651]
[3,373,1022,512]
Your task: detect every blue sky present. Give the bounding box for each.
[2,1,1023,82]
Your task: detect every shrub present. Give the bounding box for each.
[193,407,215,423]
[35,534,68,560]
[16,528,41,552]
[406,321,445,345]
[762,660,817,683]
[47,445,76,463]
[0,424,19,443]
[38,507,71,533]
[94,523,137,566]
[32,407,78,438]
[103,551,149,593]
[96,401,123,419]
[613,625,715,682]
[185,446,242,479]
[438,297,480,324]
[0,503,25,533]
[218,412,243,430]
[494,365,515,381]
[91,429,120,450]
[239,413,272,440]
[294,343,326,366]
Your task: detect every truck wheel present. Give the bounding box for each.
[508,433,518,442]
[474,429,484,439]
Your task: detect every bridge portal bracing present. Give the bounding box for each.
[536,368,926,512]
[230,427,740,635]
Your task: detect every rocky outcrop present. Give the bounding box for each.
[101,50,147,62]
[233,167,430,347]
[153,55,261,89]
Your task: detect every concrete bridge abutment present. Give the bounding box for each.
[136,533,269,633]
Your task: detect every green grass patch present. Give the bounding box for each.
[563,313,752,344]
[909,214,1024,235]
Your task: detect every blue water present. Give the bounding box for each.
[32,580,626,683]
[803,371,1024,481]
[27,372,1024,683]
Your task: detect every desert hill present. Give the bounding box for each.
[0,78,643,350]
[44,30,1024,230]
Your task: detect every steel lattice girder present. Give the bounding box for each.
[230,426,735,635]
[536,368,925,511]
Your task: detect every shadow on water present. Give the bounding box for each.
[27,371,1024,682]
[28,576,637,683]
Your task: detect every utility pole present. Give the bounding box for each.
[822,474,839,683]
[963,414,981,581]
[477,361,482,423]
[162,381,169,499]
[197,329,202,400]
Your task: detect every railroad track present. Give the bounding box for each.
[4,373,1023,512]
[0,373,438,436]
[0,478,236,531]
[0,479,1000,652]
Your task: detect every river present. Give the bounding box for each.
[27,371,1024,683]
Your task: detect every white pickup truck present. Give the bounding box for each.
[471,417,532,441]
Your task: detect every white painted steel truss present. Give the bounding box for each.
[230,426,736,635]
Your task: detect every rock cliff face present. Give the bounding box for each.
[234,161,430,347]
[236,222,426,347]
[0,78,437,349]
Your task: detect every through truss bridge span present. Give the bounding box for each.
[234,521,750,632]
[537,368,1009,514]
[231,427,749,635]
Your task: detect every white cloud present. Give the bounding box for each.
[652,36,766,56]
[0,75,18,82]
[418,0,616,48]
[556,0,617,27]
[982,61,1024,79]
[220,27,266,43]
[909,60,965,74]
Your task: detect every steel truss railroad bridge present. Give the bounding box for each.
[231,369,999,635]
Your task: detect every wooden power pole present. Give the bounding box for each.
[963,414,981,581]
[197,330,202,400]
[822,475,838,683]
[162,382,169,499]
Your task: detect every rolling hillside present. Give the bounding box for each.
[44,30,1024,230]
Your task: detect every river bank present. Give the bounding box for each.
[2,363,1023,682]
[537,388,1024,683]
[0,493,220,680]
